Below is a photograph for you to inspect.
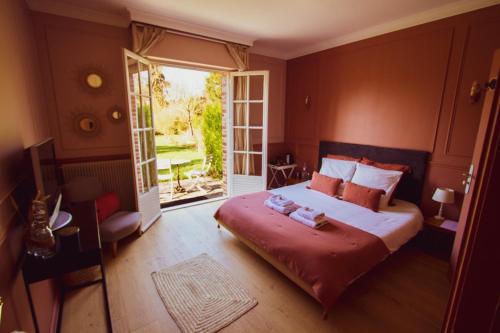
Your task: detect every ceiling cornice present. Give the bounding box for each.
[283,0,500,60]
[26,0,130,27]
[25,0,499,60]
[127,8,255,47]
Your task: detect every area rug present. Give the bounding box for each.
[151,253,258,333]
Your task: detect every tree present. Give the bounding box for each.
[151,65,170,109]
[185,96,205,136]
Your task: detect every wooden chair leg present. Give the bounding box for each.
[111,241,118,257]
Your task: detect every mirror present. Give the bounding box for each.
[79,67,107,94]
[74,113,100,136]
[107,106,125,123]
[86,73,103,89]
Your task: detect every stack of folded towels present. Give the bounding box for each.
[264,194,297,214]
[290,207,328,229]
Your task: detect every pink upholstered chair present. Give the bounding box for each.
[63,176,142,256]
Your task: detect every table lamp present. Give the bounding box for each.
[432,187,455,220]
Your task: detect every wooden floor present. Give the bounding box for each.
[61,201,451,333]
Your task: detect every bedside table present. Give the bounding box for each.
[420,217,458,260]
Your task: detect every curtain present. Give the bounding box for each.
[132,23,166,56]
[234,76,247,175]
[227,43,254,174]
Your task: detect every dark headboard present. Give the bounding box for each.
[318,141,429,205]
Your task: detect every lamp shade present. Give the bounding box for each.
[432,187,455,204]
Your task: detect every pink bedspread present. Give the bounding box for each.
[214,191,390,312]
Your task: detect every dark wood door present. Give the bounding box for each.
[445,49,500,332]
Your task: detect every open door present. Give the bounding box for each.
[123,49,161,231]
[443,50,499,332]
[228,71,269,196]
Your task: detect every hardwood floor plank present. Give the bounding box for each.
[61,200,450,333]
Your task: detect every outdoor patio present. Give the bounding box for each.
[158,176,225,205]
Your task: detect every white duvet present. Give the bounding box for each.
[270,181,423,253]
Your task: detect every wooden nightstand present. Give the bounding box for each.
[420,217,458,260]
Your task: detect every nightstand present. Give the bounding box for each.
[420,217,458,260]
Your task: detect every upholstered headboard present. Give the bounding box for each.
[318,141,429,205]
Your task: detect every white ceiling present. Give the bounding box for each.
[27,0,499,59]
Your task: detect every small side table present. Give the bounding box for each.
[421,217,458,260]
[268,164,296,189]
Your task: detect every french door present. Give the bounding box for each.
[123,49,161,231]
[228,71,269,196]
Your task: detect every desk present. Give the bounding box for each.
[268,164,297,189]
[22,201,112,333]
[171,159,191,192]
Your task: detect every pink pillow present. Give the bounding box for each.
[307,171,342,196]
[96,192,120,223]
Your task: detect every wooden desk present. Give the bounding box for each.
[22,201,112,333]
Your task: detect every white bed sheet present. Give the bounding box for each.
[270,181,423,253]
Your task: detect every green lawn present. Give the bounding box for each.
[155,136,204,180]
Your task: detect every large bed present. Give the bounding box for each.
[215,141,429,315]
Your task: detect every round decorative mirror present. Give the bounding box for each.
[74,113,100,136]
[107,106,125,123]
[86,73,103,89]
[78,67,108,94]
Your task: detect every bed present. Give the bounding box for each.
[214,141,429,315]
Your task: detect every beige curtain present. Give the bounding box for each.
[227,43,254,175]
[132,23,166,56]
[234,77,247,175]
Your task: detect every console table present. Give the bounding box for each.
[22,201,112,333]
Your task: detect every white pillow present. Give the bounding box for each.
[319,158,357,183]
[350,163,403,208]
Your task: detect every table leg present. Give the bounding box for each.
[99,252,113,333]
[268,169,278,189]
[24,281,40,333]
[56,285,65,333]
[175,165,186,193]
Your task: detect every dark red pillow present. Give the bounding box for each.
[327,154,360,162]
[307,171,342,196]
[96,192,120,223]
[360,157,411,174]
[342,182,386,212]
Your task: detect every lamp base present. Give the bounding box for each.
[434,214,445,220]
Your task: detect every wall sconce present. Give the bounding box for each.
[305,95,311,110]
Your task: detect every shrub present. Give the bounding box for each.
[201,102,223,178]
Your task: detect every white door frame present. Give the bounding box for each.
[123,48,162,231]
[227,70,269,196]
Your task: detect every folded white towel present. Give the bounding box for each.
[269,194,293,207]
[289,211,328,229]
[264,199,297,214]
[296,207,325,222]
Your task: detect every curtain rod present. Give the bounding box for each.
[131,21,250,47]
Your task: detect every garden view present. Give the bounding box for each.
[150,65,224,204]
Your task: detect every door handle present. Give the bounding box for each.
[463,164,474,194]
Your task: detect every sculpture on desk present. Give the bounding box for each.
[26,191,56,258]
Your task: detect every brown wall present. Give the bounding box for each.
[33,12,132,160]
[285,5,500,219]
[0,1,54,332]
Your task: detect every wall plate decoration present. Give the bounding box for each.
[77,66,110,95]
[73,112,101,137]
[107,105,126,123]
